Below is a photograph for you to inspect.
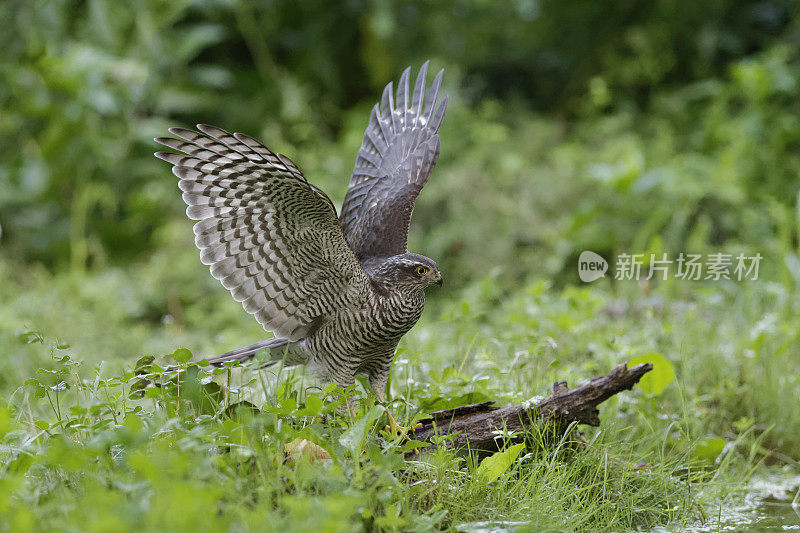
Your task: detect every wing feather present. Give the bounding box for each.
[155,125,370,341]
[340,61,448,259]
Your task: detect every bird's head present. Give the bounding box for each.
[369,253,443,292]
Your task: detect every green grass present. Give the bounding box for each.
[1,253,798,532]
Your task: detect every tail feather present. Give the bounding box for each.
[205,337,294,366]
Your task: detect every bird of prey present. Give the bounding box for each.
[154,62,447,432]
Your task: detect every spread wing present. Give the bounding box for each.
[155,124,370,341]
[340,61,448,260]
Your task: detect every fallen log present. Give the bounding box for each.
[408,362,653,455]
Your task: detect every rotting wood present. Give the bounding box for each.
[407,362,653,455]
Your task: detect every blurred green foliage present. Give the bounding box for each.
[1,0,799,288]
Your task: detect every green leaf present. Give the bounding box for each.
[7,453,34,474]
[323,383,344,396]
[475,443,525,482]
[225,401,260,420]
[274,397,297,415]
[128,378,150,399]
[178,366,223,414]
[374,502,406,530]
[170,348,193,364]
[49,381,69,392]
[133,355,155,375]
[297,394,323,416]
[693,437,726,462]
[338,405,384,455]
[399,439,430,454]
[18,331,44,344]
[628,353,675,395]
[123,413,143,434]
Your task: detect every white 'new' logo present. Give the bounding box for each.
[578,251,608,282]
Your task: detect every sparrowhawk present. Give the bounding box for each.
[154,62,447,429]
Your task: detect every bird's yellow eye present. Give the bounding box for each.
[416,266,429,276]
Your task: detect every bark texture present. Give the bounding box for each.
[408,362,653,454]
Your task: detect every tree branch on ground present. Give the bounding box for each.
[408,362,653,455]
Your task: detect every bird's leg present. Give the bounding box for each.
[345,394,357,420]
[384,406,403,435]
[375,389,421,437]
[370,371,422,436]
[378,391,409,435]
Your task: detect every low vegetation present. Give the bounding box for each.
[2,254,798,531]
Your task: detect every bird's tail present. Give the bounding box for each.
[205,337,300,366]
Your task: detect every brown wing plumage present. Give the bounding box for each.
[155,124,370,341]
[340,61,448,260]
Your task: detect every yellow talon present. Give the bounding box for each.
[376,390,421,437]
[383,410,420,436]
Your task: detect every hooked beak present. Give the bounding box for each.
[434,273,443,287]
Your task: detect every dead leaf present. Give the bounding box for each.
[284,438,331,463]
